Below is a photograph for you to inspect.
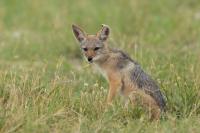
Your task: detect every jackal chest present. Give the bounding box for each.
[93,64,108,80]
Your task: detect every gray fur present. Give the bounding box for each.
[130,64,166,110]
[113,49,166,110]
[111,49,139,69]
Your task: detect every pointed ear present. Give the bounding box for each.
[72,24,86,43]
[97,24,110,41]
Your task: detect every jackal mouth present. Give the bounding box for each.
[88,60,93,63]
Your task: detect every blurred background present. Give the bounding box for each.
[0,0,200,132]
[0,0,200,60]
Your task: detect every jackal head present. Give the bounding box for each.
[72,24,110,63]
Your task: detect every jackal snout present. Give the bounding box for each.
[87,57,93,62]
[85,49,95,62]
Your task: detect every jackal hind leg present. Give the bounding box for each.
[129,90,161,120]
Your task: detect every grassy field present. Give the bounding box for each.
[0,0,200,132]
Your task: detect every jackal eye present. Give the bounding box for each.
[82,48,88,51]
[94,47,100,51]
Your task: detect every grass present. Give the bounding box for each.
[0,0,200,132]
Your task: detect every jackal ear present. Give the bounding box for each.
[72,24,86,43]
[97,24,110,41]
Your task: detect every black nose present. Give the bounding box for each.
[87,57,93,62]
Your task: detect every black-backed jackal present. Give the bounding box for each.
[72,24,166,120]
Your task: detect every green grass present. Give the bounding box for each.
[0,0,200,132]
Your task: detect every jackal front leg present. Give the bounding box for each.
[107,76,121,104]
